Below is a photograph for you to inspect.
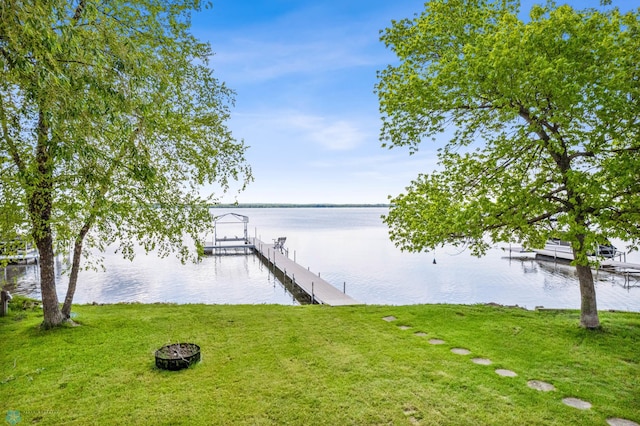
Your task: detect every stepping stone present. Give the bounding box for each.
[428,339,446,345]
[527,380,556,392]
[607,419,640,426]
[382,316,397,322]
[472,358,492,365]
[398,325,411,330]
[414,332,427,337]
[562,397,592,410]
[495,369,517,377]
[451,348,471,355]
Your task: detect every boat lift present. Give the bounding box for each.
[203,213,254,255]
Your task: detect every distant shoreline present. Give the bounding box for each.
[210,203,391,208]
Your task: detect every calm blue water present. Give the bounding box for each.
[5,207,640,311]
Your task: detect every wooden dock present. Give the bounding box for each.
[251,238,362,306]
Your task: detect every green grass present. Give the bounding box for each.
[1,302,639,425]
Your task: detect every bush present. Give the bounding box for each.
[7,294,41,312]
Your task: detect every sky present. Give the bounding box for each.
[190,0,634,204]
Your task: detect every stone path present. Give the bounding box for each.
[385,315,638,426]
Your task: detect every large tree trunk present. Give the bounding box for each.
[575,263,600,328]
[36,235,64,328]
[572,232,600,329]
[30,109,65,329]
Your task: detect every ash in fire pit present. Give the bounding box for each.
[155,343,201,370]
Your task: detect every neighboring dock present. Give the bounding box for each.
[501,244,640,277]
[251,237,362,306]
[600,259,640,275]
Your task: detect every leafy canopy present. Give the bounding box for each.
[377,0,640,262]
[1,0,251,265]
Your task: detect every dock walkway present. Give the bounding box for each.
[251,238,361,306]
[601,259,640,274]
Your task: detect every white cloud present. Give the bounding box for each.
[287,114,367,151]
[213,37,378,84]
[232,109,369,151]
[310,121,366,151]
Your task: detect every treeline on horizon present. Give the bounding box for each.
[210,203,391,208]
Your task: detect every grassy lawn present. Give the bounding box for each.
[1,301,639,425]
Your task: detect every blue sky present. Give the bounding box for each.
[191,0,633,204]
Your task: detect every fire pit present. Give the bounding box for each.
[155,343,201,371]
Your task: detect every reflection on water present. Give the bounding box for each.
[64,250,299,305]
[3,207,640,311]
[2,263,40,295]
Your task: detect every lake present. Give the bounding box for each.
[4,207,640,311]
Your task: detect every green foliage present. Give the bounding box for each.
[2,0,251,257]
[376,0,640,326]
[0,0,252,324]
[377,0,640,254]
[1,304,638,424]
[7,294,41,312]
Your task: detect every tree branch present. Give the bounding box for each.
[517,105,572,171]
[527,211,559,225]
[606,146,640,154]
[569,151,596,160]
[72,0,87,22]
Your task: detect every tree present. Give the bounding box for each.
[1,0,252,328]
[376,0,640,328]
